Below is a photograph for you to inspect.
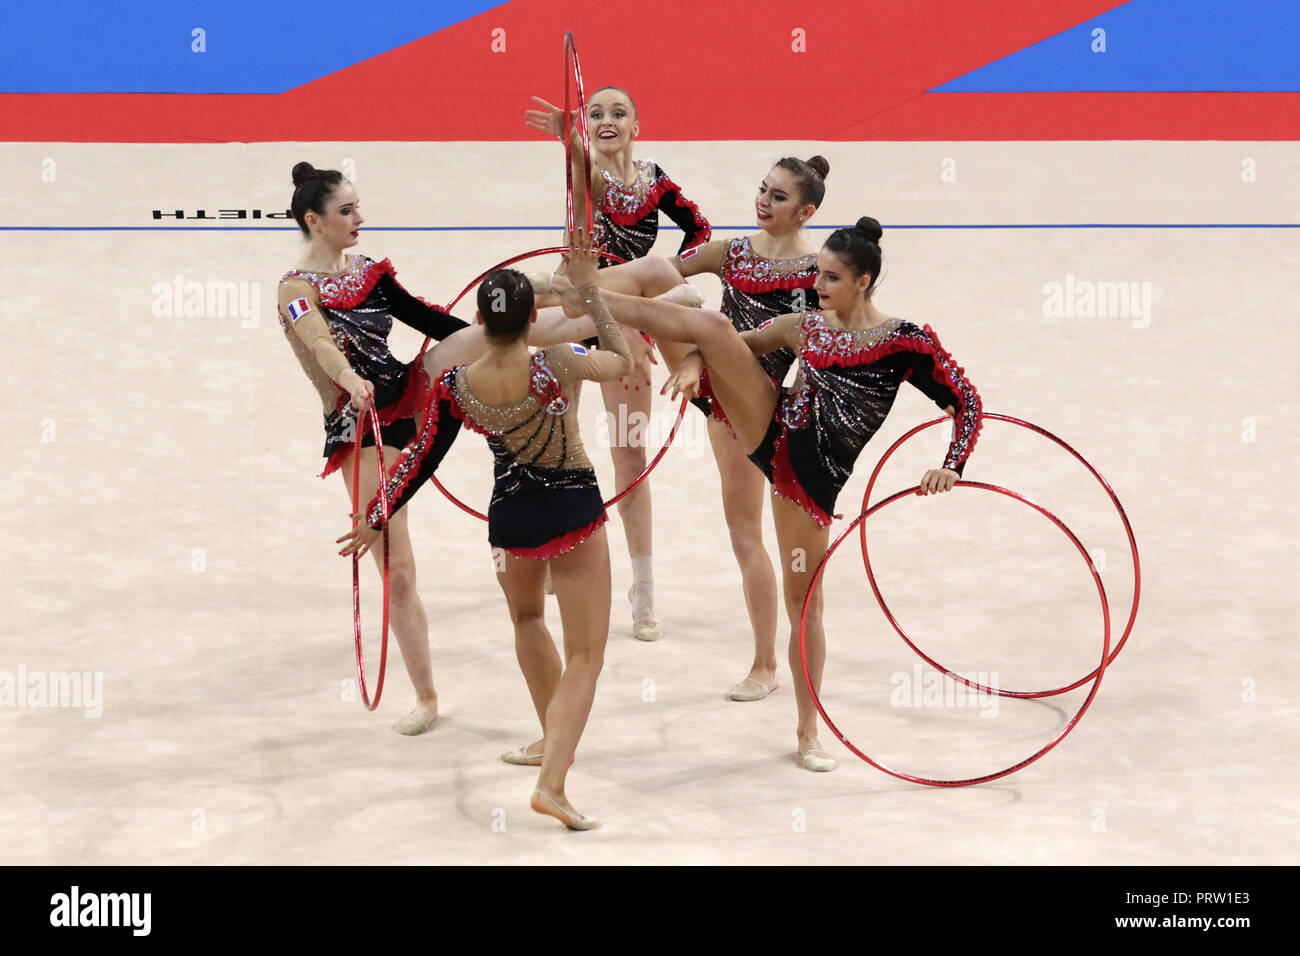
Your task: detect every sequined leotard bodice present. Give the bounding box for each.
[278,256,462,412]
[278,255,467,477]
[718,237,819,384]
[593,159,711,267]
[366,308,634,537]
[451,348,603,499]
[748,311,982,526]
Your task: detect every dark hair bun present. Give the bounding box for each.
[854,216,883,246]
[291,162,318,188]
[806,155,830,180]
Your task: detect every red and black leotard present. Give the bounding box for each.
[365,330,635,551]
[278,255,468,477]
[748,312,983,526]
[695,236,820,421]
[593,159,711,266]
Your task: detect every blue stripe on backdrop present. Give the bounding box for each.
[0,0,504,94]
[4,225,1298,232]
[934,0,1300,92]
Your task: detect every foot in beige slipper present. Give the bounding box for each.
[531,788,599,830]
[393,703,438,736]
[798,748,838,772]
[728,675,778,702]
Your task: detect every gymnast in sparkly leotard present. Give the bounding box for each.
[344,235,631,829]
[525,86,712,643]
[550,217,982,772]
[281,161,497,736]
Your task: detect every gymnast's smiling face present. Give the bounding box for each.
[756,166,811,235]
[814,248,873,313]
[588,88,639,157]
[306,181,365,250]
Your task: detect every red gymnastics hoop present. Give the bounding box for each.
[799,482,1111,787]
[350,405,390,711]
[563,30,593,239]
[859,413,1140,698]
[416,245,688,521]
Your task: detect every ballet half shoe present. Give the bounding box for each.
[632,621,662,642]
[628,584,660,641]
[501,745,544,766]
[727,676,778,702]
[799,749,838,773]
[532,789,600,830]
[393,708,438,735]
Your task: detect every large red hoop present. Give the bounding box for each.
[859,413,1140,698]
[800,481,1111,787]
[563,31,593,239]
[350,406,390,711]
[417,245,687,521]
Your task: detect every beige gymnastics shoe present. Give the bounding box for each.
[727,675,778,702]
[531,788,600,830]
[798,749,838,773]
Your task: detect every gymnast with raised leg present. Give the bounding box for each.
[524,86,711,642]
[341,231,630,827]
[537,156,826,704]
[552,217,982,771]
[278,162,501,736]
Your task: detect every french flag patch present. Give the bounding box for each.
[569,343,589,355]
[286,298,312,322]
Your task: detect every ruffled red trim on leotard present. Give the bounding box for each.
[317,258,396,309]
[769,426,834,527]
[724,272,818,295]
[801,323,983,472]
[319,360,433,478]
[603,174,676,226]
[506,512,609,560]
[358,370,463,520]
[697,370,732,428]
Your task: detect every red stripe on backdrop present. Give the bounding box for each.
[6,0,1292,141]
[838,91,1300,140]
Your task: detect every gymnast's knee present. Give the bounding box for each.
[609,443,648,475]
[388,564,419,605]
[643,255,684,293]
[509,603,547,632]
[564,645,606,674]
[727,520,767,561]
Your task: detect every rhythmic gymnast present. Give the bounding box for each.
[552,217,983,771]
[340,231,629,828]
[524,86,711,642]
[278,162,498,735]
[536,156,826,703]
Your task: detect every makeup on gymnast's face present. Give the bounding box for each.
[755,168,803,233]
[814,249,870,311]
[321,183,364,247]
[587,91,638,154]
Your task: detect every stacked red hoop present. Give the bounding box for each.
[860,413,1140,696]
[799,413,1139,785]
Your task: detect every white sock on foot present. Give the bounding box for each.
[629,555,655,623]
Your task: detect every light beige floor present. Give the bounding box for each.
[1,141,1296,864]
